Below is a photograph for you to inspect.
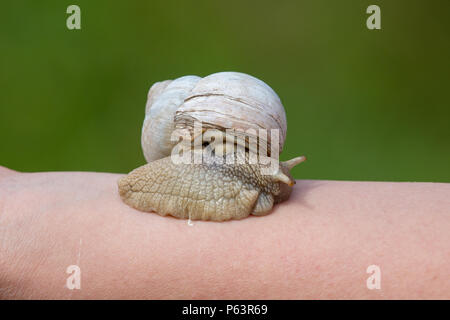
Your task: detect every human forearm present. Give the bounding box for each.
[0,170,449,299]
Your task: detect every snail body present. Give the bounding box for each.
[118,72,305,221]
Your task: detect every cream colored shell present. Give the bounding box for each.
[142,72,287,162]
[142,75,201,162]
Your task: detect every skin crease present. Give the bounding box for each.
[0,166,449,299]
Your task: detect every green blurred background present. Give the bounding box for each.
[1,0,449,182]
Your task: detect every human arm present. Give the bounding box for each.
[0,166,449,299]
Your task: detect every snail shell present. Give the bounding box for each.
[119,72,305,221]
[142,72,287,162]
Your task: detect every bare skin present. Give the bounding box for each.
[0,166,449,299]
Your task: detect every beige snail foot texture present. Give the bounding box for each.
[118,155,305,221]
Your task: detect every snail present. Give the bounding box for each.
[118,72,306,221]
